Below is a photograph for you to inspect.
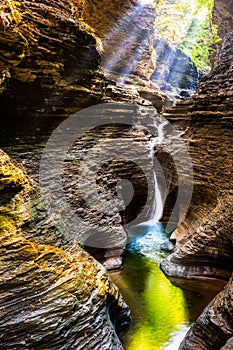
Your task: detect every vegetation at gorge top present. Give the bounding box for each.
[0,0,22,29]
[154,0,221,72]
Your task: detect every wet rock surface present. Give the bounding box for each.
[0,149,130,349]
[0,0,233,349]
[179,275,233,350]
[160,29,233,350]
[0,1,134,348]
[0,103,167,266]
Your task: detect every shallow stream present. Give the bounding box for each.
[110,223,216,350]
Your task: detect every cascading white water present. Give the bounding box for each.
[147,117,169,220]
[126,119,174,261]
[146,117,168,224]
[142,143,164,226]
[128,118,168,238]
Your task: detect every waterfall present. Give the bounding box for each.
[145,144,164,225]
[140,117,168,225]
[127,119,167,239]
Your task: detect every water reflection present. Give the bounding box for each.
[110,223,215,350]
[111,253,189,350]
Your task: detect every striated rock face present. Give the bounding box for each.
[0,2,136,338]
[0,0,104,132]
[0,103,165,269]
[82,0,198,100]
[179,275,233,350]
[213,0,233,38]
[0,149,130,349]
[160,29,233,349]
[82,0,156,80]
[151,39,200,98]
[0,0,168,126]
[1,0,233,349]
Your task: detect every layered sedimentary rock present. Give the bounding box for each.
[0,0,104,131]
[151,39,200,98]
[82,0,198,100]
[0,149,130,349]
[160,28,233,350]
[0,103,167,269]
[0,2,164,347]
[82,0,156,80]
[213,0,233,38]
[1,0,233,349]
[0,1,133,348]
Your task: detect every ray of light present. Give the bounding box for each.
[102,1,153,76]
[102,0,213,87]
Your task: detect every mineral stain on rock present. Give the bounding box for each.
[0,151,130,349]
[0,0,233,349]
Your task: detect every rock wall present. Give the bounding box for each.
[82,0,199,99]
[0,1,132,348]
[0,0,104,132]
[0,150,130,349]
[82,0,156,80]
[1,0,233,349]
[213,0,233,38]
[0,2,165,347]
[160,27,233,350]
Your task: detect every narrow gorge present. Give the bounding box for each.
[0,0,232,349]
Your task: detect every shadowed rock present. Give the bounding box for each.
[160,29,233,350]
[0,149,130,348]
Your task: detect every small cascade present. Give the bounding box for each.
[128,118,168,239]
[143,143,164,226]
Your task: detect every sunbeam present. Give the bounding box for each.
[102,0,154,78]
[102,0,216,97]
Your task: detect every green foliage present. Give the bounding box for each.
[0,0,22,27]
[0,0,29,46]
[180,20,220,72]
[154,0,221,72]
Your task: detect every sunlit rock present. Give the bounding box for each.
[161,28,233,350]
[151,39,200,98]
[0,149,130,348]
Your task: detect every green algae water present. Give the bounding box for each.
[110,223,215,350]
